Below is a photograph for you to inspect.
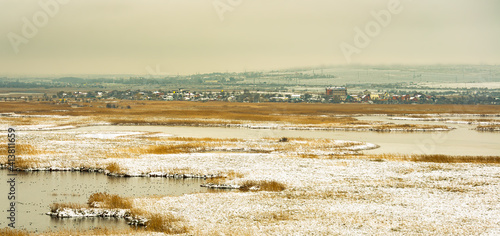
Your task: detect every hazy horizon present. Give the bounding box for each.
[1,0,500,76]
[2,63,500,78]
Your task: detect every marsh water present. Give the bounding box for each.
[0,170,207,232]
[72,115,500,156]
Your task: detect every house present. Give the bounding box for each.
[291,94,301,102]
[326,87,347,98]
[161,95,174,101]
[361,94,371,102]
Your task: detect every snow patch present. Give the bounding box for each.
[78,132,143,139]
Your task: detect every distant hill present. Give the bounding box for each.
[56,77,87,84]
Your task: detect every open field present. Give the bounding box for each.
[1,101,500,117]
[1,101,477,132]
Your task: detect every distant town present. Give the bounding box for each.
[1,86,499,106]
[1,66,500,105]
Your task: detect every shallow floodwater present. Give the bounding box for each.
[71,116,500,156]
[0,170,207,233]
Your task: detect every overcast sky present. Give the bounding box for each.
[1,0,499,75]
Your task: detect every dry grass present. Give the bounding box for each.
[87,192,111,207]
[87,192,133,209]
[435,186,469,193]
[255,210,293,221]
[122,137,368,158]
[461,118,500,122]
[0,228,29,236]
[407,115,433,118]
[0,117,37,125]
[240,180,287,192]
[372,124,449,131]
[166,137,241,142]
[49,202,86,212]
[476,124,500,131]
[128,208,189,234]
[106,111,365,125]
[145,213,189,234]
[225,170,245,179]
[127,143,208,155]
[99,152,134,159]
[191,228,256,236]
[0,144,46,168]
[142,143,205,154]
[109,118,241,126]
[206,170,245,184]
[125,138,243,156]
[1,101,476,133]
[10,101,500,115]
[343,153,402,162]
[105,162,123,174]
[2,102,498,126]
[274,139,364,153]
[48,193,189,234]
[350,154,500,164]
[299,154,320,159]
[278,190,387,202]
[42,228,142,236]
[202,178,226,185]
[13,157,42,169]
[366,176,486,193]
[143,167,197,175]
[1,144,42,156]
[411,154,500,164]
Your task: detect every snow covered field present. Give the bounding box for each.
[2,126,499,235]
[134,160,500,235]
[0,113,455,132]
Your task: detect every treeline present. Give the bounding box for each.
[0,80,58,89]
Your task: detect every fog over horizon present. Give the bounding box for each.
[1,0,500,76]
